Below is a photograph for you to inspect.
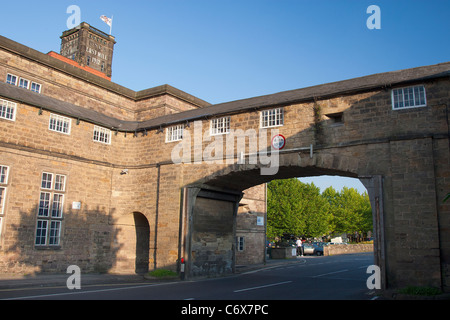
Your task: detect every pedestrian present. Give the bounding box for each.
[296,238,303,256]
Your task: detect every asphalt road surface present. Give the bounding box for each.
[0,253,376,301]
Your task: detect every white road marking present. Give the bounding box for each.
[312,269,349,278]
[2,281,181,300]
[234,281,292,293]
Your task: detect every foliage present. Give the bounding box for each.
[267,179,331,240]
[444,192,450,203]
[267,179,373,241]
[397,286,442,296]
[322,186,373,236]
[147,269,178,278]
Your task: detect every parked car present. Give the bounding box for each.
[303,243,324,256]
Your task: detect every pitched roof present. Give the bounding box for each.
[135,61,450,130]
[1,61,449,132]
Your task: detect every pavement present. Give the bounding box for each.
[0,256,303,290]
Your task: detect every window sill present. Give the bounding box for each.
[34,245,62,250]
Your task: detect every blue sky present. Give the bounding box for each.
[2,0,449,193]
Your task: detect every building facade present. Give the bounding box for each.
[0,25,266,275]
[0,25,449,291]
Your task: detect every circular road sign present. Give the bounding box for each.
[271,134,286,150]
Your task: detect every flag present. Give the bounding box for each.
[100,15,113,27]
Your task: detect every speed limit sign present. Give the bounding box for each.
[271,134,286,150]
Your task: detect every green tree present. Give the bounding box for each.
[323,186,373,237]
[267,179,330,240]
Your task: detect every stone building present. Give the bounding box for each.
[0,23,449,291]
[0,24,266,275]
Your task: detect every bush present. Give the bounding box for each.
[147,269,178,278]
[397,286,442,296]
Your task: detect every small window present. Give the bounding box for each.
[31,82,42,93]
[35,220,48,245]
[0,165,9,217]
[18,78,30,89]
[41,172,53,190]
[211,117,231,135]
[0,165,9,184]
[392,85,427,110]
[48,221,62,245]
[326,112,344,125]
[0,187,6,216]
[49,114,71,135]
[93,126,111,144]
[38,192,51,217]
[237,236,245,251]
[6,74,17,86]
[54,174,66,192]
[0,98,17,122]
[260,108,284,128]
[166,125,184,142]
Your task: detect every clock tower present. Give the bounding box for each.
[60,22,116,78]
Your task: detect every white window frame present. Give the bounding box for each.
[51,194,64,218]
[0,98,17,122]
[93,126,111,145]
[0,187,6,216]
[0,165,9,217]
[54,174,66,192]
[38,192,51,217]
[260,108,284,128]
[48,220,62,245]
[391,85,427,110]
[35,220,48,246]
[49,113,71,135]
[6,74,17,86]
[18,78,30,89]
[210,116,231,135]
[166,125,184,142]
[0,165,9,185]
[0,165,9,238]
[41,172,53,190]
[35,172,66,246]
[31,82,42,94]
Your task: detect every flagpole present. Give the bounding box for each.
[110,15,113,35]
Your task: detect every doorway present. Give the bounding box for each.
[133,212,150,274]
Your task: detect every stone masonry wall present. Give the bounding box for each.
[0,40,448,290]
[324,244,373,256]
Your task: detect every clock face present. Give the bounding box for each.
[271,134,286,150]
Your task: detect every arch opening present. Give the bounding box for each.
[180,163,385,289]
[133,212,150,274]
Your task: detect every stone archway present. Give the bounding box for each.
[179,159,386,287]
[112,212,150,274]
[133,212,150,274]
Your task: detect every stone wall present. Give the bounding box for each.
[324,244,374,256]
[0,36,449,290]
[236,184,266,266]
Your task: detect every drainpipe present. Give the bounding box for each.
[264,183,268,264]
[153,164,161,270]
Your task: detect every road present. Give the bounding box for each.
[0,253,375,301]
